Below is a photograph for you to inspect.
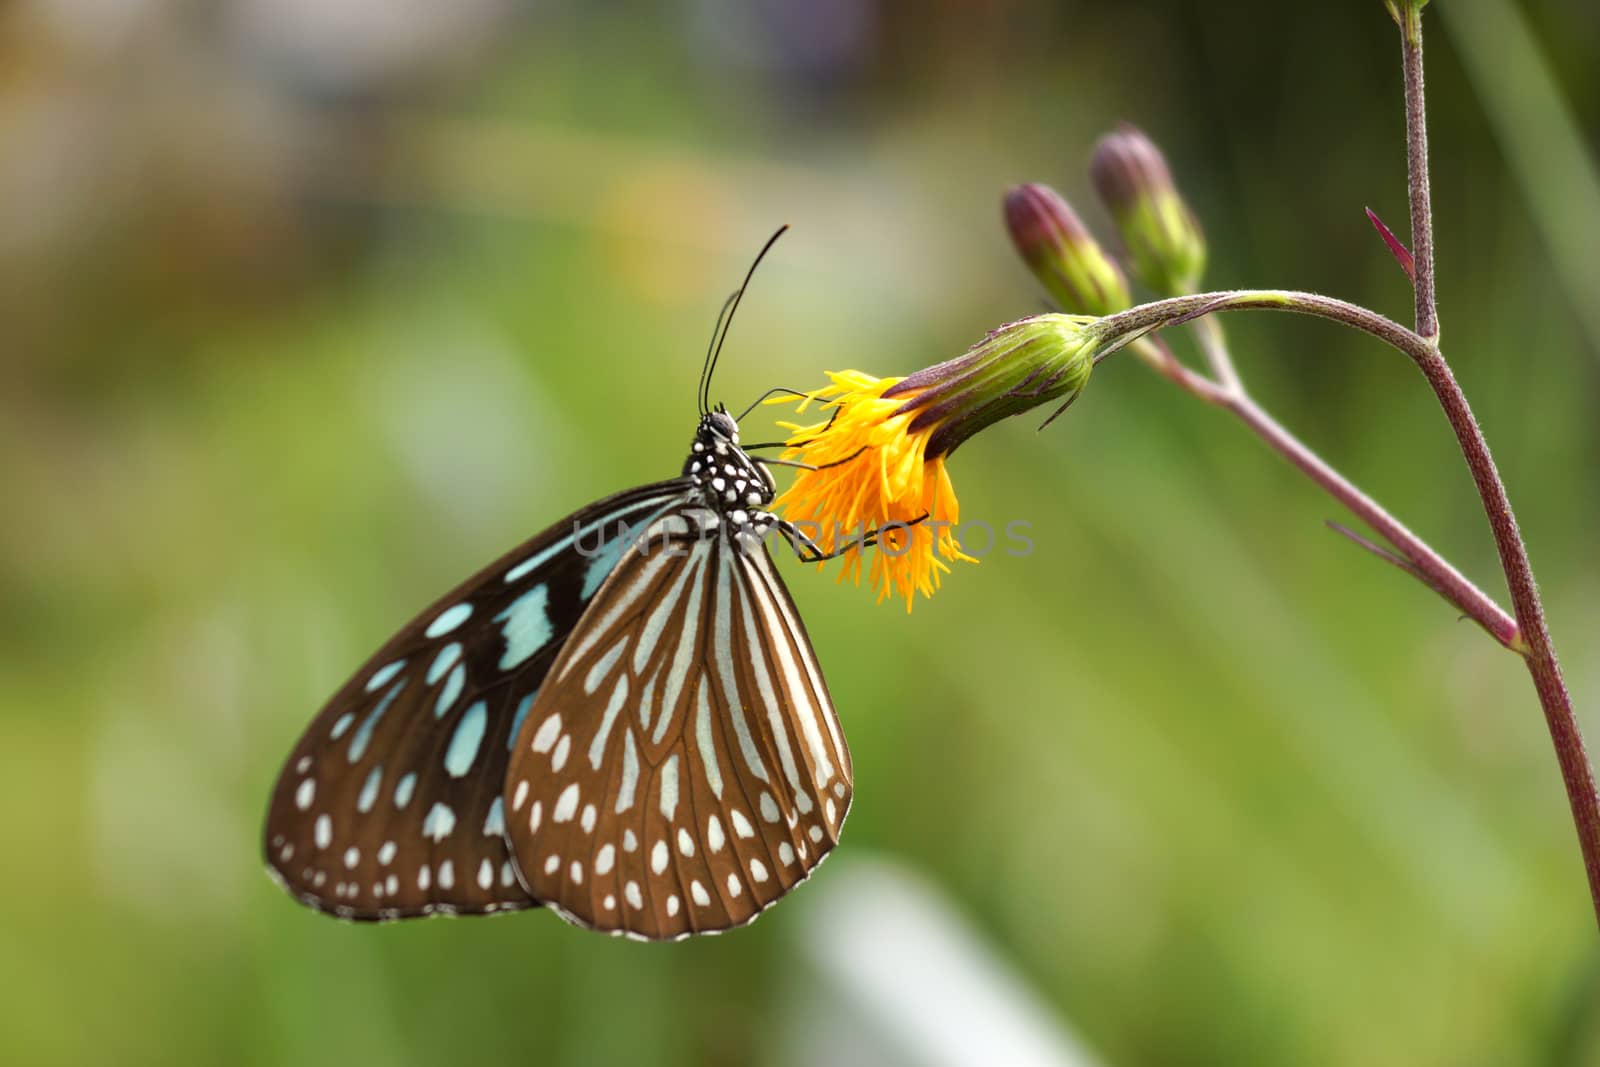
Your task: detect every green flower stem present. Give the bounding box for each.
[1190,312,1244,396]
[1099,286,1600,928]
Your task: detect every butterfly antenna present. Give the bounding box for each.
[700,224,789,414]
[699,291,739,416]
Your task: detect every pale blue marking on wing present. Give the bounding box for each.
[349,679,405,764]
[444,700,488,778]
[424,602,473,638]
[579,529,631,599]
[422,801,456,842]
[357,764,383,813]
[502,493,687,584]
[507,691,538,750]
[365,659,405,693]
[434,662,465,719]
[483,796,505,836]
[494,586,552,671]
[393,772,417,809]
[329,712,355,740]
[427,642,462,685]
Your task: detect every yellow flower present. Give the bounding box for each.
[771,371,972,611]
[766,311,1103,611]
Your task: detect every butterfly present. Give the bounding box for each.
[263,229,877,940]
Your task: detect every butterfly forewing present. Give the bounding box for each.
[502,505,852,939]
[263,481,692,919]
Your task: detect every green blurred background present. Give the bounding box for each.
[4,1,1599,1064]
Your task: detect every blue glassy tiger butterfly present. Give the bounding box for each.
[263,229,883,940]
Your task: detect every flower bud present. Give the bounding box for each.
[884,313,1097,457]
[1089,124,1206,296]
[1003,183,1131,317]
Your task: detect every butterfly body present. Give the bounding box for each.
[264,406,852,939]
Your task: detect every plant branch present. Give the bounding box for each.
[1398,5,1598,929]
[1099,284,1600,927]
[1400,5,1440,339]
[1192,313,1244,394]
[1123,317,1517,650]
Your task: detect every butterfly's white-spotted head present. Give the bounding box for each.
[685,406,777,524]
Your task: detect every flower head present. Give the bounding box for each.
[769,314,1100,610]
[1003,183,1131,317]
[1090,123,1207,296]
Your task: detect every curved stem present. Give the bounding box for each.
[1125,333,1516,648]
[1225,390,1518,649]
[1099,288,1600,927]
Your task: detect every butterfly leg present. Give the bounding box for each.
[770,512,930,563]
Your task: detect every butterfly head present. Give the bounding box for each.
[685,404,776,512]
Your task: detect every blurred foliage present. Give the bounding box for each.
[3,1,1599,1064]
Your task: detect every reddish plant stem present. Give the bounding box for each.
[1124,334,1516,647]
[1102,287,1600,928]
[1395,6,1597,925]
[1400,7,1439,340]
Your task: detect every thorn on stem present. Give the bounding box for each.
[1326,519,1427,581]
[1365,207,1416,282]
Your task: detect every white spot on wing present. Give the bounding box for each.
[553,783,580,823]
[531,712,562,754]
[585,637,629,696]
[588,675,630,769]
[615,730,640,814]
[659,754,680,820]
[694,678,724,799]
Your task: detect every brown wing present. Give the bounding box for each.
[502,507,851,939]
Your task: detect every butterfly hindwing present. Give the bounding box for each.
[501,504,852,940]
[262,480,693,920]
